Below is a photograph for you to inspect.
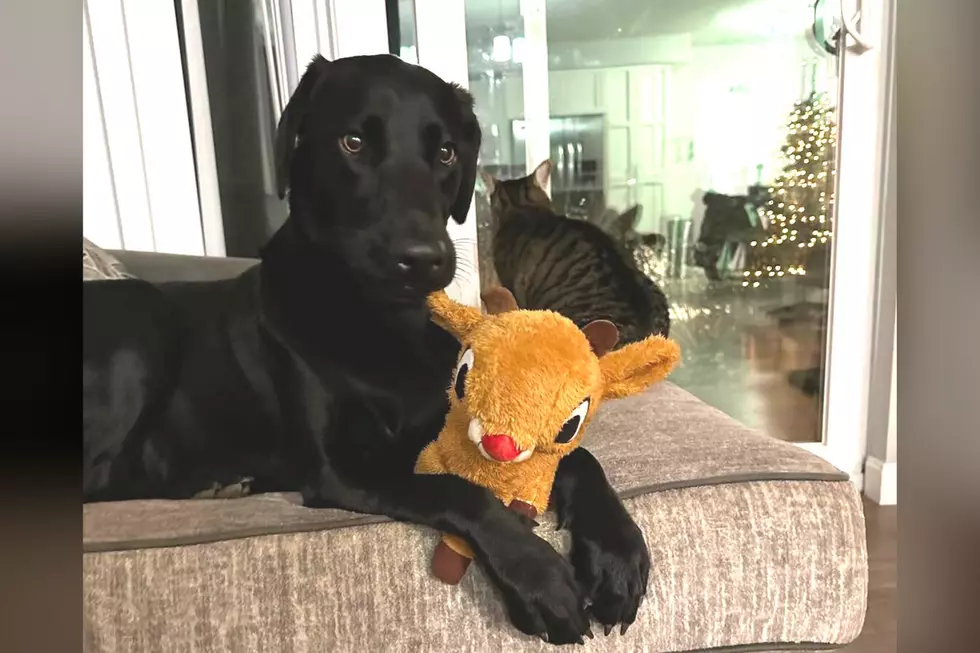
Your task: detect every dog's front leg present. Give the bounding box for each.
[302,467,591,645]
[552,447,649,636]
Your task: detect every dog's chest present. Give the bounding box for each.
[350,326,457,437]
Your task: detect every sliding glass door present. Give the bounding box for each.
[400,0,893,482]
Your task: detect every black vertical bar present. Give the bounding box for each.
[385,0,400,55]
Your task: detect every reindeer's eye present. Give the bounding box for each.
[453,348,474,400]
[555,398,590,444]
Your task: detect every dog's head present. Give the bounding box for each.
[273,55,481,302]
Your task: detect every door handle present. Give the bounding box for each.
[839,0,875,52]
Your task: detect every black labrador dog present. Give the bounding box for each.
[83,54,648,644]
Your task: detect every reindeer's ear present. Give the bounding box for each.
[427,291,483,340]
[581,320,619,357]
[599,335,681,400]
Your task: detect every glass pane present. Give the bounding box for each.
[395,0,419,64]
[176,0,290,258]
[404,0,841,443]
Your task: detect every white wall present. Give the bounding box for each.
[886,323,897,462]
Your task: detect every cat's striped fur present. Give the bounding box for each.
[482,161,670,345]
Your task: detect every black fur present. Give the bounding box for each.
[82,54,647,643]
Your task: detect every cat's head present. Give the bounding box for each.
[480,160,553,218]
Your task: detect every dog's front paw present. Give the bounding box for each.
[569,512,649,635]
[484,535,592,645]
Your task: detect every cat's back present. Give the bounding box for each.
[492,207,670,341]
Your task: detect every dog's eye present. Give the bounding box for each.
[340,134,364,154]
[438,143,457,165]
[453,348,474,400]
[555,398,590,444]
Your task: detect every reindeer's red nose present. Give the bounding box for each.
[481,434,520,462]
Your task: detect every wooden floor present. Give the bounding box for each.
[839,499,897,652]
[664,278,826,443]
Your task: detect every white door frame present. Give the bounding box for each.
[412,0,482,308]
[798,0,894,486]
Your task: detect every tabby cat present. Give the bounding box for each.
[480,160,671,344]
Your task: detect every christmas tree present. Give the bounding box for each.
[743,92,837,287]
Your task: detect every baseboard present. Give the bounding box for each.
[863,456,897,505]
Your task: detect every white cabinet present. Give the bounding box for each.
[549,69,600,115]
[596,65,670,234]
[471,64,672,234]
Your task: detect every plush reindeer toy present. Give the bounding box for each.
[416,287,681,584]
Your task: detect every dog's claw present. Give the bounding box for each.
[538,633,548,643]
[603,625,613,636]
[620,623,630,636]
[584,626,594,639]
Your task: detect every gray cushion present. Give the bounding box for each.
[83,382,845,552]
[107,249,258,283]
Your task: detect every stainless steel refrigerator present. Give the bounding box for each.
[511,114,606,221]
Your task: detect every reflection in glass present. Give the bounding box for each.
[401,0,839,442]
[176,0,292,258]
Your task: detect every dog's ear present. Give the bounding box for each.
[275,55,331,200]
[450,85,482,225]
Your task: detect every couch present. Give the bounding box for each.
[82,249,868,653]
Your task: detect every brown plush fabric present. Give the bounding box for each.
[83,383,844,552]
[83,481,866,653]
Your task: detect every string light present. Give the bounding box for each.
[744,92,836,285]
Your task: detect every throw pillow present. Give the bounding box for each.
[83,238,134,281]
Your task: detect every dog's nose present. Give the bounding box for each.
[397,241,448,281]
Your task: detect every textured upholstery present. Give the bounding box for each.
[82,250,867,653]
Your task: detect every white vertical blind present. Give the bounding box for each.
[120,0,204,255]
[84,0,204,256]
[84,0,155,252]
[82,8,122,250]
[178,0,226,256]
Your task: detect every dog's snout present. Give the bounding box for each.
[397,240,449,282]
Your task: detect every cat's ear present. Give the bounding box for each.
[479,170,497,196]
[532,159,553,190]
[599,335,681,400]
[617,205,641,232]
